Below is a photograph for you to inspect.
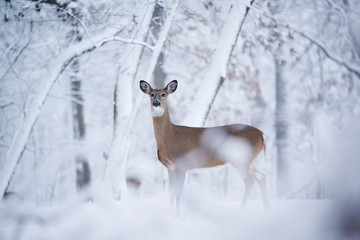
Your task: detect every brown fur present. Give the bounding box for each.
[152,108,265,171]
[140,80,270,213]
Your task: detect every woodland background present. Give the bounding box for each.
[0,0,359,239]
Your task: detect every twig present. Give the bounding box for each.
[112,36,154,51]
[291,27,360,77]
[66,10,97,48]
[0,22,33,82]
[0,102,14,109]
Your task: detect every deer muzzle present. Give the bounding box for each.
[153,100,161,107]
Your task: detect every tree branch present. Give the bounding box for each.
[1,22,33,81]
[66,10,97,48]
[66,10,154,51]
[0,102,14,109]
[108,36,154,51]
[291,27,360,77]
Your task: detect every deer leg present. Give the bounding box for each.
[240,175,255,209]
[168,170,176,212]
[174,171,185,216]
[168,169,185,216]
[254,170,270,210]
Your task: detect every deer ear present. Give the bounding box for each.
[140,80,152,94]
[165,80,177,94]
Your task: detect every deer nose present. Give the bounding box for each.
[153,100,161,107]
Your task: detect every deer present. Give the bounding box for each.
[140,80,270,214]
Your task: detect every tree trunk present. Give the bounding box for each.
[152,3,167,88]
[183,0,255,127]
[274,56,288,197]
[105,0,165,200]
[70,59,91,191]
[71,59,86,140]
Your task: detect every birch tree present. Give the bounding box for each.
[105,0,181,200]
[0,1,160,199]
[105,1,156,200]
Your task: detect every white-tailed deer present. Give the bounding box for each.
[140,80,270,213]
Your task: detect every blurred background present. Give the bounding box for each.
[0,0,359,238]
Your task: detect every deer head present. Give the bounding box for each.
[140,80,177,117]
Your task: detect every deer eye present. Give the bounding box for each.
[150,93,155,97]
[161,93,166,98]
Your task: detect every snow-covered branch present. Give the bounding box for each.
[105,36,154,51]
[66,10,97,48]
[324,0,360,58]
[325,0,348,21]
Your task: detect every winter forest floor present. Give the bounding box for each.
[0,197,344,240]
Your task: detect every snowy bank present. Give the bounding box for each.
[0,198,344,240]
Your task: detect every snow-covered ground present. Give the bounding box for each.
[0,197,343,240]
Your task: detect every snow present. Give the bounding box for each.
[0,198,339,240]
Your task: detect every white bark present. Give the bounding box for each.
[183,1,254,127]
[105,2,157,200]
[104,0,181,200]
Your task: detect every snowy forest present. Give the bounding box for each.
[0,0,360,239]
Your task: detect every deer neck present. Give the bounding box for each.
[152,108,174,145]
